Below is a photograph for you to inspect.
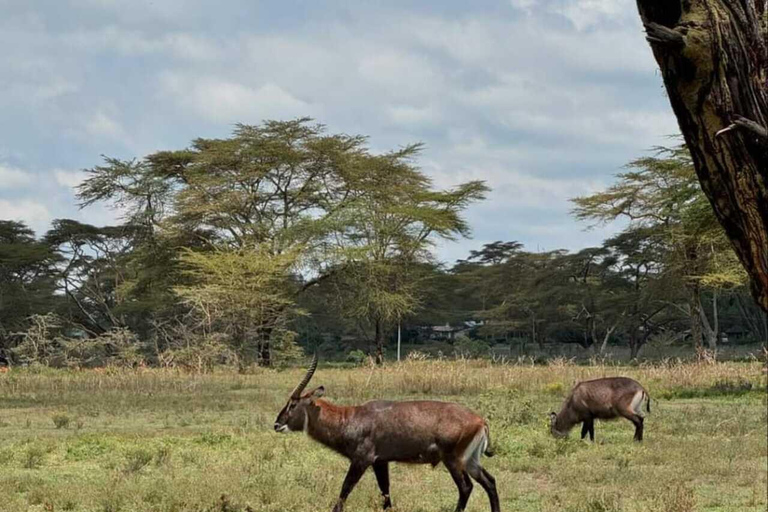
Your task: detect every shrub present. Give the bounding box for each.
[711,378,753,393]
[656,483,696,512]
[346,349,367,365]
[453,335,490,358]
[545,382,565,396]
[124,448,153,473]
[570,494,622,512]
[52,413,71,429]
[23,445,47,469]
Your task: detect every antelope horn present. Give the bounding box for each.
[291,352,318,398]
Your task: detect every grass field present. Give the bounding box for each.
[0,358,765,512]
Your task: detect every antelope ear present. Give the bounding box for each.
[309,386,325,401]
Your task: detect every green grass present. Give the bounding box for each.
[0,360,765,511]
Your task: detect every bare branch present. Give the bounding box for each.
[732,115,768,143]
[644,22,686,47]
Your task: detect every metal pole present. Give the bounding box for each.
[397,322,401,362]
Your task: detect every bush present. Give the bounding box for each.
[51,414,70,429]
[62,327,145,368]
[23,445,47,469]
[545,382,565,396]
[346,349,367,365]
[453,335,490,358]
[655,483,696,512]
[10,314,64,366]
[124,447,153,473]
[159,333,237,372]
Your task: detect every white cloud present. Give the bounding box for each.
[358,51,443,101]
[387,105,439,125]
[159,74,311,123]
[509,0,637,30]
[510,0,537,11]
[54,169,87,189]
[61,26,223,61]
[84,111,127,140]
[0,164,32,189]
[0,199,51,233]
[0,1,680,261]
[552,0,633,30]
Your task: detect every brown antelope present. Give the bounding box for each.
[549,377,650,442]
[274,354,500,512]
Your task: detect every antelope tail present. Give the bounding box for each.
[483,422,495,457]
[646,392,651,414]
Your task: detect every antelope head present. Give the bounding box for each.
[549,411,567,438]
[274,353,324,433]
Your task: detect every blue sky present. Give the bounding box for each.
[0,0,678,263]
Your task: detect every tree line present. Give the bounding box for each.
[0,119,765,368]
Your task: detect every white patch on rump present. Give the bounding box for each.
[461,428,487,466]
[630,390,645,417]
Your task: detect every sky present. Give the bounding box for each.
[0,0,679,264]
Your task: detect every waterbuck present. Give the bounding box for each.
[274,355,500,512]
[549,377,650,442]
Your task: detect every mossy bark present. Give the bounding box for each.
[636,0,768,311]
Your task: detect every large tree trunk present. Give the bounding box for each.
[636,0,768,312]
[735,289,765,340]
[763,310,768,342]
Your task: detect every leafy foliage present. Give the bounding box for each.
[1,126,764,367]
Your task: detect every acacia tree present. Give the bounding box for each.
[328,145,488,364]
[454,241,524,317]
[559,247,629,355]
[573,145,743,353]
[78,119,486,365]
[173,247,302,366]
[78,119,370,365]
[601,229,673,359]
[635,0,768,311]
[44,220,139,335]
[0,221,61,357]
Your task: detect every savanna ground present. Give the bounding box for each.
[0,356,765,512]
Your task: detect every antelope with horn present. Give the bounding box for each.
[549,377,651,442]
[274,354,500,512]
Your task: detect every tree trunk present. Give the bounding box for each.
[712,289,719,347]
[699,291,718,350]
[735,290,768,341]
[629,325,640,359]
[763,310,768,342]
[599,325,618,355]
[259,342,271,367]
[259,327,272,367]
[374,318,384,365]
[636,0,768,312]
[690,284,704,352]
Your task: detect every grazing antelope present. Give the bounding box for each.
[274,354,500,512]
[549,377,650,442]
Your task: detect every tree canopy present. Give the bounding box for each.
[1,125,764,367]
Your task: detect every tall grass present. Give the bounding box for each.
[0,360,764,511]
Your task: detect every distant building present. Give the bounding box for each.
[428,321,482,340]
